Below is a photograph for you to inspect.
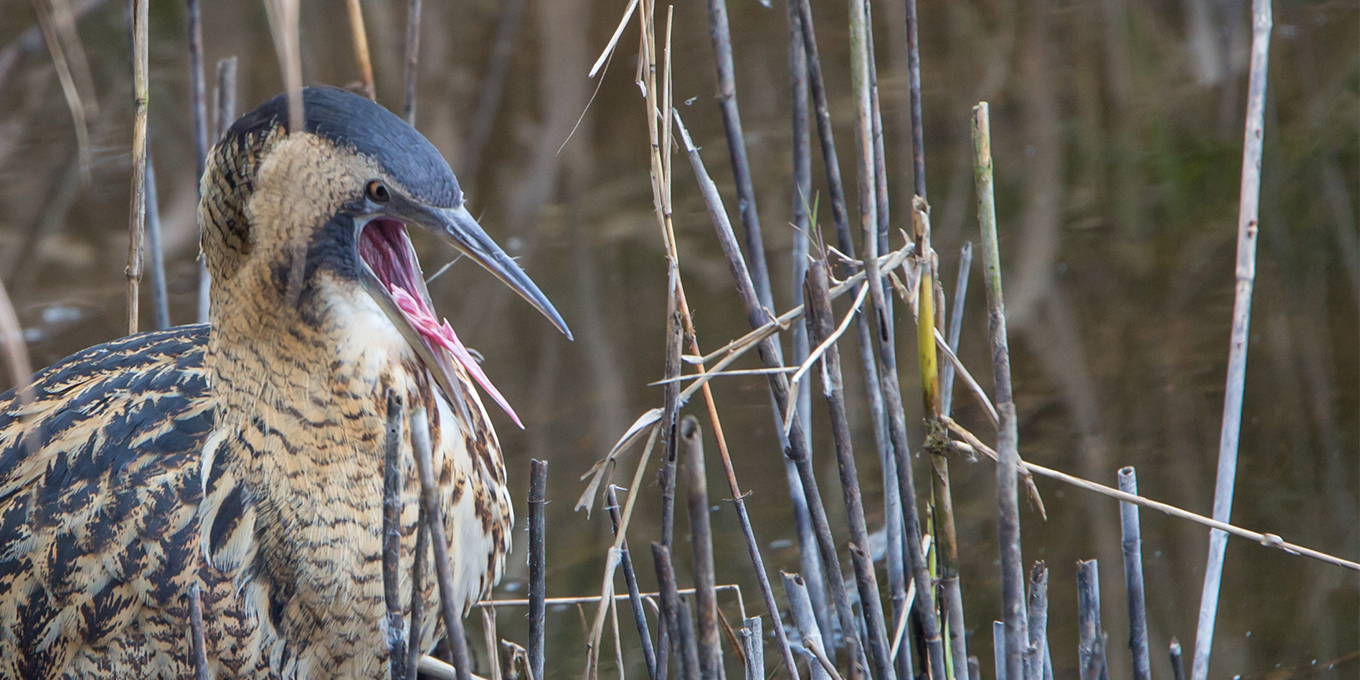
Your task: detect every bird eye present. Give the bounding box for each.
[366,180,391,203]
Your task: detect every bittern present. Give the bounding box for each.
[0,86,570,678]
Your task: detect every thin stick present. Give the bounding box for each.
[742,617,764,680]
[903,0,926,200]
[1076,560,1108,680]
[124,0,148,336]
[1192,2,1272,679]
[0,278,31,405]
[806,260,896,680]
[911,197,969,680]
[952,429,1359,571]
[204,56,236,324]
[1024,563,1050,680]
[705,0,773,310]
[405,509,428,680]
[607,486,658,680]
[972,101,1028,680]
[186,0,208,182]
[968,657,981,680]
[992,622,1006,680]
[528,460,548,680]
[940,243,973,417]
[345,0,375,100]
[781,572,836,680]
[188,582,208,680]
[382,391,408,680]
[144,157,169,330]
[679,111,865,678]
[32,0,93,179]
[481,607,502,680]
[1118,468,1151,680]
[1170,639,1186,680]
[681,417,724,680]
[411,406,473,680]
[402,0,422,124]
[653,544,700,680]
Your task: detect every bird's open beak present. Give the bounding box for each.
[417,204,573,340]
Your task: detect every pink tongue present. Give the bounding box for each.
[389,285,523,429]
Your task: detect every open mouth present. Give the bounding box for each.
[358,219,522,428]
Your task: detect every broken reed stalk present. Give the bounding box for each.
[607,485,658,680]
[678,112,866,677]
[1118,468,1151,680]
[410,406,473,680]
[968,657,981,680]
[940,243,973,417]
[681,417,724,680]
[188,583,208,680]
[805,260,896,680]
[784,0,833,642]
[1169,639,1186,680]
[653,544,700,680]
[144,158,169,330]
[1024,563,1051,680]
[382,392,409,680]
[991,622,1006,680]
[123,0,148,335]
[405,508,427,680]
[705,0,773,310]
[528,460,548,680]
[345,0,375,100]
[402,0,422,125]
[911,198,969,680]
[205,56,237,324]
[1076,560,1108,680]
[782,572,837,680]
[972,101,1028,680]
[743,617,765,680]
[1192,2,1272,679]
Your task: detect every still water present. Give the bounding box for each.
[0,0,1354,678]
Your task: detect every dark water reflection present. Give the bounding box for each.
[0,0,1355,678]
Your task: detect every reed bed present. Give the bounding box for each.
[0,0,1348,678]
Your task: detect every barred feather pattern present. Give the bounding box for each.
[0,322,513,678]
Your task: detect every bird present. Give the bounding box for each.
[0,86,571,679]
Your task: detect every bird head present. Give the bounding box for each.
[200,87,570,425]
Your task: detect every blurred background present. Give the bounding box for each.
[0,0,1354,677]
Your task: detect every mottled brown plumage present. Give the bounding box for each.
[0,87,568,679]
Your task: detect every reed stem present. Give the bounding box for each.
[1024,563,1051,680]
[144,157,169,330]
[411,406,472,680]
[1076,560,1108,680]
[607,485,658,680]
[653,543,700,680]
[124,0,148,336]
[784,0,833,644]
[382,391,408,680]
[1118,468,1151,680]
[189,583,208,680]
[345,0,375,100]
[528,460,548,680]
[402,0,422,125]
[743,617,765,680]
[1192,3,1272,679]
[681,417,724,680]
[806,260,896,680]
[971,102,1028,680]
